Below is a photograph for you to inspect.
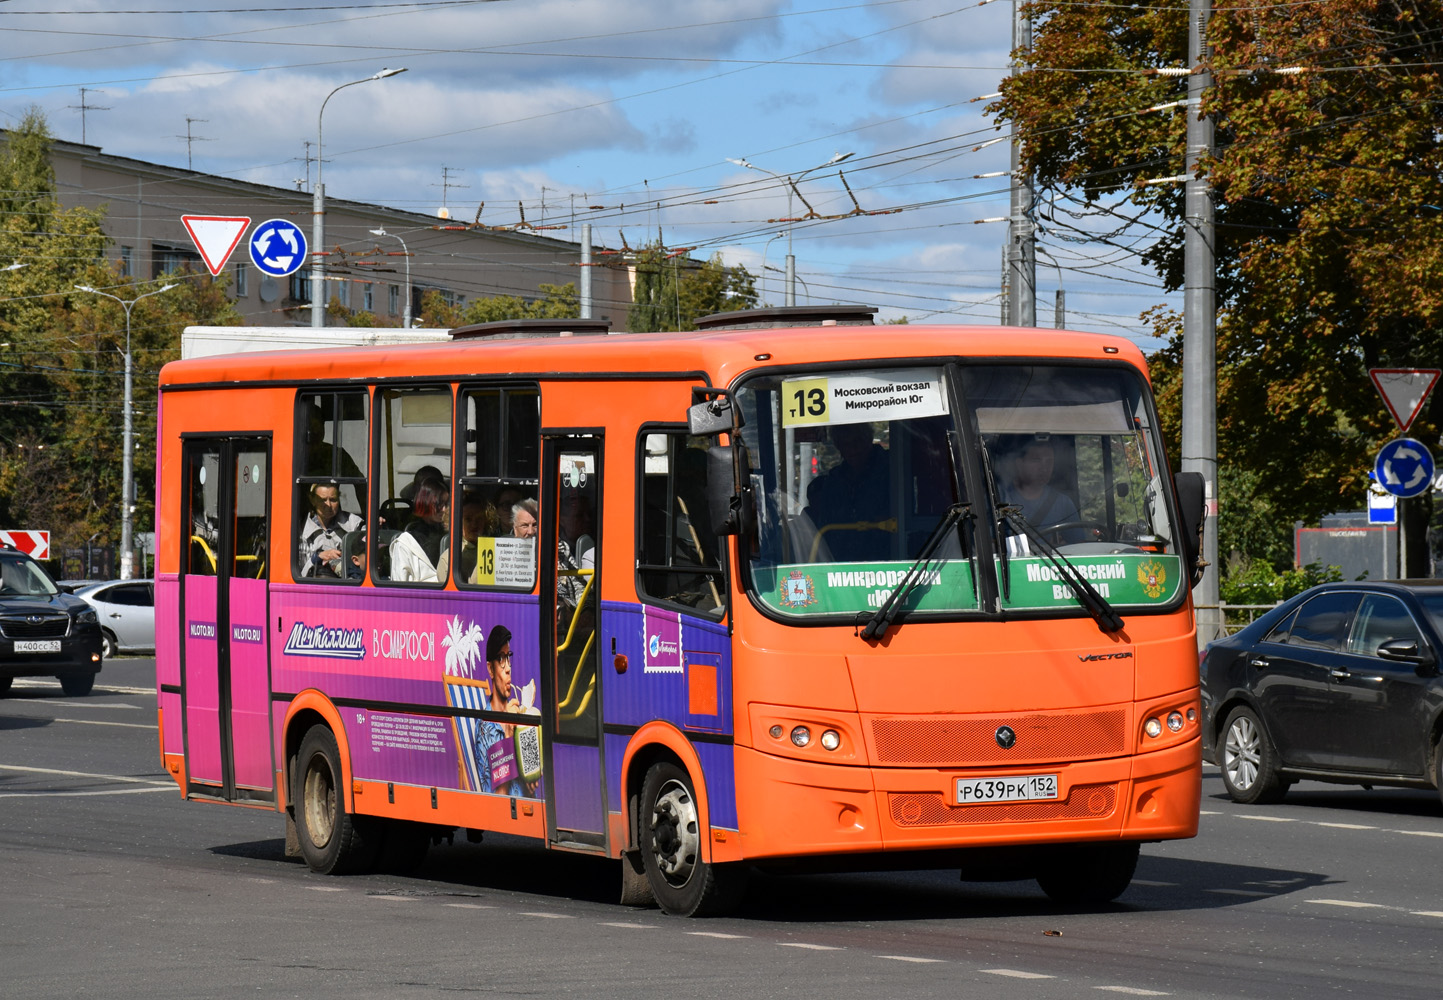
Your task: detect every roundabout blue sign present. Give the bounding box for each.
[1375,437,1435,498]
[249,218,308,277]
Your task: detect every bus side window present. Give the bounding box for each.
[294,390,369,583]
[456,386,540,590]
[637,429,724,616]
[374,386,453,585]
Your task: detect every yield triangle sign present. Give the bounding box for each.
[181,215,251,276]
[1370,368,1441,433]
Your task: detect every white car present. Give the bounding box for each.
[73,581,155,658]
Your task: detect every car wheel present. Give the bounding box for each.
[293,725,378,875]
[640,762,746,917]
[0,676,11,698]
[59,673,95,697]
[1220,705,1287,804]
[1036,841,1140,904]
[100,630,119,659]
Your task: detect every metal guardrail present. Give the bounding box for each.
[1194,602,1281,639]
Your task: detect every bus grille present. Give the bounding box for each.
[869,710,1127,766]
[0,616,70,640]
[888,783,1118,826]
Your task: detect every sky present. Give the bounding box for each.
[0,0,1179,344]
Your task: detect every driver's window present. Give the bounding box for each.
[1348,595,1422,656]
[1286,592,1360,651]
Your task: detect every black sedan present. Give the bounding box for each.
[1202,580,1443,804]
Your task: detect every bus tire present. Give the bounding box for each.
[640,762,745,917]
[294,724,377,875]
[1036,841,1139,904]
[1220,705,1287,804]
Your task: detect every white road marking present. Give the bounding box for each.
[370,896,417,902]
[687,931,748,939]
[0,786,172,798]
[1315,822,1376,830]
[1130,880,1178,887]
[1198,810,1222,815]
[877,955,944,964]
[1391,829,1443,838]
[1410,911,1443,918]
[1235,814,1294,822]
[1306,899,1386,909]
[0,763,169,785]
[598,921,651,928]
[983,969,1053,979]
[444,903,493,909]
[14,680,154,697]
[519,911,571,919]
[1095,987,1169,996]
[307,886,346,892]
[780,943,842,951]
[0,714,154,730]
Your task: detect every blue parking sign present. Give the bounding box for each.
[249,218,308,277]
[1375,438,1434,498]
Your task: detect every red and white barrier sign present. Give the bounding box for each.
[0,530,50,559]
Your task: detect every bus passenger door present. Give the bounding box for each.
[180,437,274,803]
[539,434,607,850]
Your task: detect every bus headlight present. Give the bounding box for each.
[1167,711,1185,733]
[820,729,841,751]
[1144,717,1163,738]
[790,726,811,748]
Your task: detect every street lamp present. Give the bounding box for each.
[74,281,179,580]
[727,151,853,307]
[313,67,408,329]
[369,228,412,328]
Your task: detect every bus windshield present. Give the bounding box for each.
[736,362,1185,619]
[737,366,974,618]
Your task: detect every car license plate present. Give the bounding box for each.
[955,773,1059,805]
[14,639,61,653]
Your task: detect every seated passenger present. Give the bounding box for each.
[299,483,364,578]
[804,422,891,561]
[388,477,448,583]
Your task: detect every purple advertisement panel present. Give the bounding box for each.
[228,577,271,791]
[155,575,181,690]
[551,743,603,833]
[603,603,732,733]
[272,585,542,798]
[183,574,222,785]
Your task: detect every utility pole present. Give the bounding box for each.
[580,223,593,319]
[1007,1,1036,327]
[1182,0,1220,642]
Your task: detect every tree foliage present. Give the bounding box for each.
[0,109,240,567]
[996,0,1443,570]
[629,245,758,332]
[412,282,581,329]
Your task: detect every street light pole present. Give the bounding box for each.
[313,67,407,329]
[728,151,853,306]
[369,228,412,328]
[74,282,179,580]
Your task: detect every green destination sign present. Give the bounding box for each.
[757,560,978,616]
[999,554,1183,609]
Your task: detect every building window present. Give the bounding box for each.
[337,278,350,309]
[290,269,310,303]
[388,285,399,316]
[362,282,373,312]
[119,246,133,277]
[235,260,248,296]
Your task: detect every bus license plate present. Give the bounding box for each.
[955,774,1058,805]
[14,640,61,653]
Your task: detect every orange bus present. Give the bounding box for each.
[155,307,1204,916]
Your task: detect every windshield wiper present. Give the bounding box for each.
[1002,509,1125,634]
[978,446,1012,601]
[859,503,969,642]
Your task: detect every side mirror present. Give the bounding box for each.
[1375,638,1434,666]
[688,395,735,437]
[1173,471,1205,586]
[707,445,743,536]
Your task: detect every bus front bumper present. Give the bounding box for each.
[732,737,1200,861]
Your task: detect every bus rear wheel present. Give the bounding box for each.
[294,725,377,875]
[1035,841,1139,904]
[640,762,744,917]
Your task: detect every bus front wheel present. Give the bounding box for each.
[1035,841,1139,904]
[294,725,377,875]
[640,762,744,917]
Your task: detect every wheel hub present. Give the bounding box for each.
[1224,716,1261,791]
[650,779,699,886]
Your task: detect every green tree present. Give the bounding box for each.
[630,246,758,332]
[995,0,1443,572]
[0,108,240,562]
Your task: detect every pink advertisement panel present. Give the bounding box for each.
[272,585,543,799]
[228,577,272,791]
[182,574,222,785]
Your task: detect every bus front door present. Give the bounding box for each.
[540,434,607,850]
[180,437,274,803]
